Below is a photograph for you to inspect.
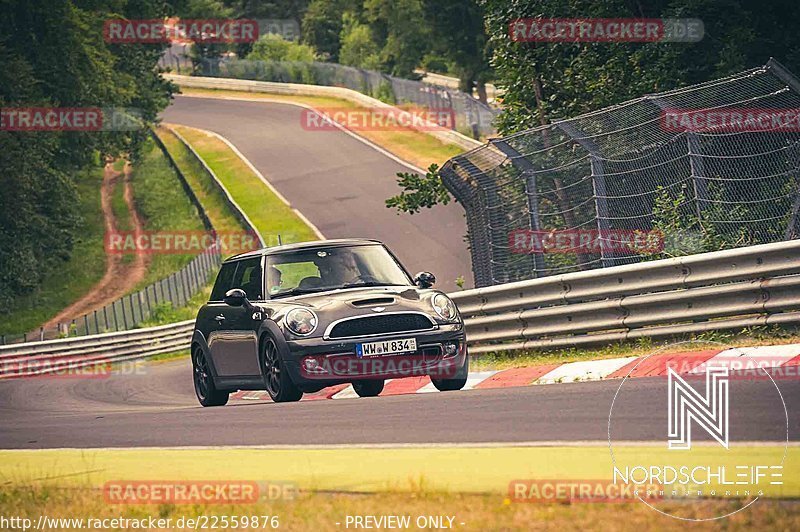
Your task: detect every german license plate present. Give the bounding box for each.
[356,338,417,357]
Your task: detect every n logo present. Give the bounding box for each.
[667,366,729,450]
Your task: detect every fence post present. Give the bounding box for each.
[489,139,546,278]
[137,293,144,323]
[121,298,129,329]
[39,327,44,341]
[440,161,494,287]
[103,306,109,332]
[94,310,100,335]
[181,268,190,303]
[83,314,89,336]
[554,120,615,268]
[648,96,708,221]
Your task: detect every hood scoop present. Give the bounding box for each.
[350,297,396,308]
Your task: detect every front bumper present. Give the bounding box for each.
[282,324,467,387]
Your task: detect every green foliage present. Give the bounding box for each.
[364,0,429,77]
[385,164,453,215]
[338,13,381,70]
[483,0,800,135]
[372,80,395,104]
[421,0,491,100]
[302,0,347,61]
[247,34,317,62]
[0,0,173,311]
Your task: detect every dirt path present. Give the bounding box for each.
[41,162,151,331]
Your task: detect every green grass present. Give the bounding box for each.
[129,137,207,290]
[169,124,318,245]
[109,170,132,232]
[0,166,107,338]
[153,127,245,234]
[0,445,796,529]
[138,283,213,329]
[1,485,796,531]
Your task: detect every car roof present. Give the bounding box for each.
[222,238,383,263]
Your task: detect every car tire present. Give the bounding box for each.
[192,346,229,407]
[353,379,385,397]
[262,336,303,403]
[430,355,469,392]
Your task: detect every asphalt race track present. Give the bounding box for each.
[161,96,472,291]
[1,97,795,452]
[0,357,796,448]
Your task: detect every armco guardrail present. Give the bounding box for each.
[452,239,800,354]
[0,320,193,379]
[5,240,800,377]
[160,125,267,248]
[164,74,483,152]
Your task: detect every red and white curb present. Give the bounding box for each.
[230,343,800,402]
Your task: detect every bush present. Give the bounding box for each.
[247,34,317,62]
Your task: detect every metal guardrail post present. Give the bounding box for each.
[648,96,709,220]
[440,160,495,287]
[554,120,615,268]
[489,139,546,277]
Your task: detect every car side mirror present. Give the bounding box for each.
[414,271,436,289]
[224,288,247,307]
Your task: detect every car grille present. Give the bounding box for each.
[327,313,434,339]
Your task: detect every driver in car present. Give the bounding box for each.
[317,251,362,285]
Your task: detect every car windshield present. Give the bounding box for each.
[265,244,412,298]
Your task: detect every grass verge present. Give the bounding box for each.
[153,126,245,234]
[0,487,796,531]
[129,137,207,290]
[0,445,795,529]
[168,123,318,245]
[177,88,465,170]
[0,166,106,338]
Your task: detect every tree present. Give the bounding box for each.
[338,12,380,69]
[422,0,491,102]
[483,0,800,134]
[302,0,346,61]
[0,0,173,312]
[247,34,317,61]
[364,0,429,78]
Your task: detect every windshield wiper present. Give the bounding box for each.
[270,287,330,298]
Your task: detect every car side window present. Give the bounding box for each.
[210,262,237,301]
[231,257,263,300]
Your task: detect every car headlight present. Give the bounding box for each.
[431,293,458,322]
[284,308,318,336]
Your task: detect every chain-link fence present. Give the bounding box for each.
[184,57,499,138]
[441,59,800,287]
[2,246,221,345]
